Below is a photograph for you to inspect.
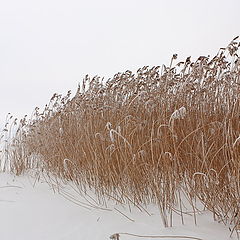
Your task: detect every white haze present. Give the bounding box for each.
[0,0,239,129]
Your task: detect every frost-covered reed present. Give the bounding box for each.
[2,37,240,229]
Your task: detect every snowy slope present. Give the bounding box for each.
[0,173,237,240]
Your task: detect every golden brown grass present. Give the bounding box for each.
[2,37,240,229]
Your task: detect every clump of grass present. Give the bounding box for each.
[2,37,240,228]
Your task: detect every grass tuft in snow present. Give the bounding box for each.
[1,37,240,231]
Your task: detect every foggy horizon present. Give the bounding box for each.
[1,0,239,128]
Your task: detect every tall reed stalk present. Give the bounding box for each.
[2,37,240,228]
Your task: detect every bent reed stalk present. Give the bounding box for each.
[1,37,240,229]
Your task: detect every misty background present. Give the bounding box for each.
[0,0,239,129]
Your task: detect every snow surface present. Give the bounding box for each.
[0,173,238,240]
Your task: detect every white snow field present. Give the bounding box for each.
[0,172,238,240]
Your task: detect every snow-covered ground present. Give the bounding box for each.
[0,173,237,240]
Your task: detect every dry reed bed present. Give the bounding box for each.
[2,38,240,229]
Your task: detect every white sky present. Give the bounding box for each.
[0,0,239,128]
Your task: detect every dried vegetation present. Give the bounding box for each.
[1,37,240,230]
